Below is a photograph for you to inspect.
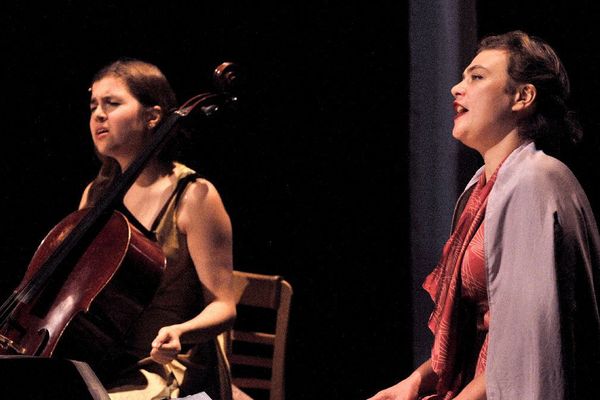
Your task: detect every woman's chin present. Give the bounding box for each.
[451,129,464,142]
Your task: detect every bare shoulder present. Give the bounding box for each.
[177,177,230,232]
[181,178,223,207]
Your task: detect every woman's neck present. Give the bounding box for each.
[117,156,172,187]
[482,130,527,181]
[137,159,173,186]
[122,159,176,230]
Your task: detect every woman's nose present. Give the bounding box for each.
[92,106,106,121]
[451,80,464,98]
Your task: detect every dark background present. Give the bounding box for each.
[0,2,598,399]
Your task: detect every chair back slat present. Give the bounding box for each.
[227,270,293,400]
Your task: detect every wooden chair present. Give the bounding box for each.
[225,270,293,400]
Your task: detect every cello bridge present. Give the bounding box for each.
[0,333,26,354]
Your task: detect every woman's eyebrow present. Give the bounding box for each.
[462,64,489,78]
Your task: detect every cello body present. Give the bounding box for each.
[0,209,165,371]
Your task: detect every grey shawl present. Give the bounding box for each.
[457,142,600,399]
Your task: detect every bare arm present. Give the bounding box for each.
[367,358,438,400]
[150,179,236,364]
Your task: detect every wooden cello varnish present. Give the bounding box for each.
[0,209,165,373]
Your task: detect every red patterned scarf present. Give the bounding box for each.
[422,167,500,398]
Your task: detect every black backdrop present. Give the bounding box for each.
[1,2,599,400]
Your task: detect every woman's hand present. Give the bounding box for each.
[368,359,436,400]
[150,325,184,364]
[453,374,486,400]
[367,377,420,400]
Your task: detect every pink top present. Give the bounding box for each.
[461,222,489,377]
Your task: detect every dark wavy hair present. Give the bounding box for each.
[477,31,582,152]
[86,58,179,206]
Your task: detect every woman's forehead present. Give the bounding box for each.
[467,49,509,72]
[90,75,131,97]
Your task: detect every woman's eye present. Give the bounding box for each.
[471,74,483,80]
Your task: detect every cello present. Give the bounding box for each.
[0,62,240,376]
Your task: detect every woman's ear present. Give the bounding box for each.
[512,84,536,112]
[146,105,162,129]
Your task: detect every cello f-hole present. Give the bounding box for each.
[33,328,50,356]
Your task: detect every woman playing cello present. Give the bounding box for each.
[80,59,235,400]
